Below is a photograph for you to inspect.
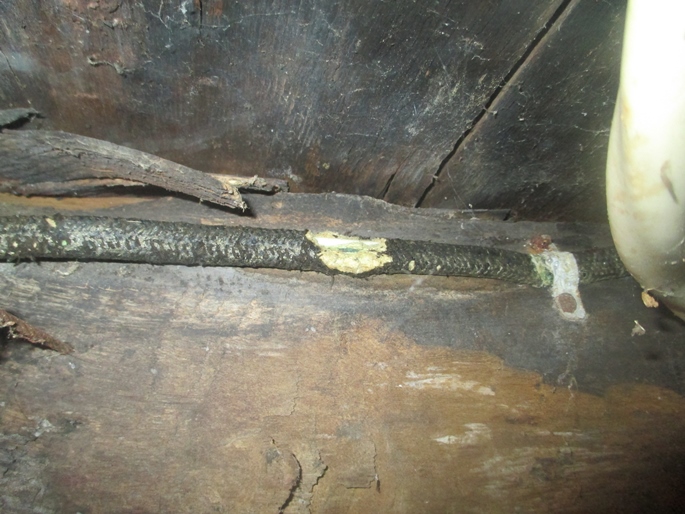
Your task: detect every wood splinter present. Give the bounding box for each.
[0,308,73,354]
[0,127,287,210]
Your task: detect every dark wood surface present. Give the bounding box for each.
[420,0,625,221]
[0,0,624,221]
[2,0,678,509]
[2,193,685,512]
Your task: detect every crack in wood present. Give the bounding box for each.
[278,451,302,513]
[380,149,417,201]
[0,47,29,102]
[414,0,575,209]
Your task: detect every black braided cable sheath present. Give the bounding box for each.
[0,215,629,286]
[574,248,630,284]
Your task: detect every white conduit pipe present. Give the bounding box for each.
[606,0,685,320]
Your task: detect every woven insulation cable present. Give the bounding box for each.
[0,215,629,287]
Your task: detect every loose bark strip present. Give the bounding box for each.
[2,175,288,197]
[0,130,249,210]
[207,173,289,194]
[0,308,73,354]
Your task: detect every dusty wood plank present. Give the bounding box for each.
[420,0,625,221]
[0,192,681,394]
[0,0,566,209]
[1,261,685,512]
[0,192,613,251]
[0,256,681,396]
[1,193,685,511]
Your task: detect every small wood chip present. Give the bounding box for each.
[641,290,659,309]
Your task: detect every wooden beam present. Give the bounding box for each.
[1,193,685,511]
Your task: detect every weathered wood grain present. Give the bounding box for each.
[0,0,577,211]
[419,0,625,221]
[0,191,613,251]
[1,262,685,512]
[1,193,685,511]
[0,130,248,210]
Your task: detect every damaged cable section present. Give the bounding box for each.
[0,216,628,292]
[0,215,626,286]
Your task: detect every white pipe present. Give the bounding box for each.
[606,0,685,319]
